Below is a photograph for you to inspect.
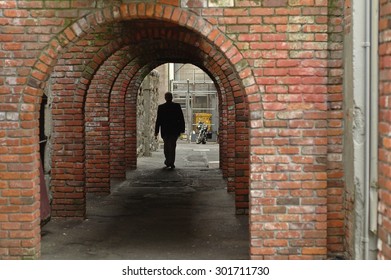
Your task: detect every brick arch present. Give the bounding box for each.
[82,41,239,194]
[49,36,126,217]
[85,31,250,209]
[127,59,244,203]
[25,3,254,98]
[0,0,348,262]
[109,55,140,178]
[13,3,254,259]
[85,48,134,194]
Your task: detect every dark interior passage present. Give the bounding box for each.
[40,143,249,259]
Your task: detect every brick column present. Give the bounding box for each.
[85,77,111,194]
[0,101,41,259]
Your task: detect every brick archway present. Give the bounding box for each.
[1,1,344,261]
[10,3,252,259]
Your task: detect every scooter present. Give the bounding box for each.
[196,122,208,144]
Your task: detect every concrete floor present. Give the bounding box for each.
[41,142,249,259]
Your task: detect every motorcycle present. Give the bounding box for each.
[196,122,208,144]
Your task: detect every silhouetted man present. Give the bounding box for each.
[154,92,185,169]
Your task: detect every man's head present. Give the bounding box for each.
[165,92,173,102]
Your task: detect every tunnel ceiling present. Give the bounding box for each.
[120,19,228,79]
[51,18,238,93]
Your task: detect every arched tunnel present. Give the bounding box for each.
[2,1,362,260]
[38,11,251,258]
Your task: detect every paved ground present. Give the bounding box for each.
[41,142,249,260]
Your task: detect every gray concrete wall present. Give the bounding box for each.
[137,70,160,157]
[343,0,366,259]
[156,64,169,104]
[343,7,356,259]
[343,0,378,259]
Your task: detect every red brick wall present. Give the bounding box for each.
[378,0,391,260]
[85,47,133,192]
[326,1,345,257]
[0,1,346,260]
[110,52,137,179]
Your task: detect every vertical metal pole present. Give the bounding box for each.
[144,88,151,157]
[363,0,373,260]
[191,91,194,142]
[368,0,379,259]
[186,79,191,143]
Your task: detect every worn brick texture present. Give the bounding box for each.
[0,0,372,260]
[378,0,391,260]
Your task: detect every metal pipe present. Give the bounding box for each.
[186,79,191,143]
[363,0,372,260]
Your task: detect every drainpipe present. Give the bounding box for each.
[186,79,191,143]
[362,0,371,260]
[363,0,379,260]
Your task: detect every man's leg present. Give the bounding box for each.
[170,135,177,167]
[163,137,169,166]
[164,135,177,168]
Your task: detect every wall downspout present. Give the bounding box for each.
[363,0,379,260]
[362,0,371,260]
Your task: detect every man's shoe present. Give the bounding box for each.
[170,164,175,169]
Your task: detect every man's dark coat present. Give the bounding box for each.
[155,101,185,138]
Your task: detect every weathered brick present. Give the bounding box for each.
[0,0,351,262]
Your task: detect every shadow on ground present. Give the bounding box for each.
[41,143,249,260]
